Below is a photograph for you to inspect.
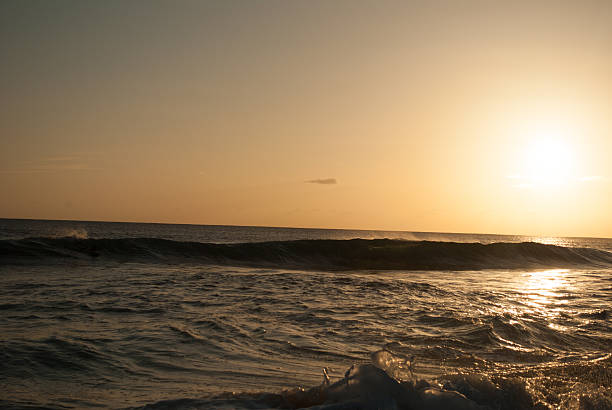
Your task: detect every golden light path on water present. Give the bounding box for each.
[522,269,570,306]
[520,269,571,331]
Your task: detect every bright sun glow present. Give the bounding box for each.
[510,121,581,188]
[524,138,574,186]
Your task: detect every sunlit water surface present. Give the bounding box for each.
[1,220,611,409]
[1,264,611,409]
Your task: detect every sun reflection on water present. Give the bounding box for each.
[519,269,570,315]
[525,237,572,248]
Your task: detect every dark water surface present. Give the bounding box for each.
[1,219,611,409]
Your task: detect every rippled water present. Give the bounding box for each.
[2,264,611,408]
[1,220,611,409]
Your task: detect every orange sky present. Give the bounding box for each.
[1,1,611,237]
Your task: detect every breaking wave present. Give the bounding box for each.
[1,237,611,270]
[132,350,612,410]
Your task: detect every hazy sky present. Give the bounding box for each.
[1,0,611,237]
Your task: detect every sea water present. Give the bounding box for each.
[1,219,611,409]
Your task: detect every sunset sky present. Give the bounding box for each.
[1,1,611,237]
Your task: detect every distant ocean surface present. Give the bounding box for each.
[1,219,611,409]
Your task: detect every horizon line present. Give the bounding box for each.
[0,216,609,241]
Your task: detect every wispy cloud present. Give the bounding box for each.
[505,174,606,189]
[0,154,102,174]
[579,175,604,182]
[306,178,337,185]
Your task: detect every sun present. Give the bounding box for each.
[523,137,575,186]
[508,120,580,189]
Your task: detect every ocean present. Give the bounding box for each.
[1,219,611,409]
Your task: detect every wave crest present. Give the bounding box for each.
[1,237,611,270]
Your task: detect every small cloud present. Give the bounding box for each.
[306,178,337,185]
